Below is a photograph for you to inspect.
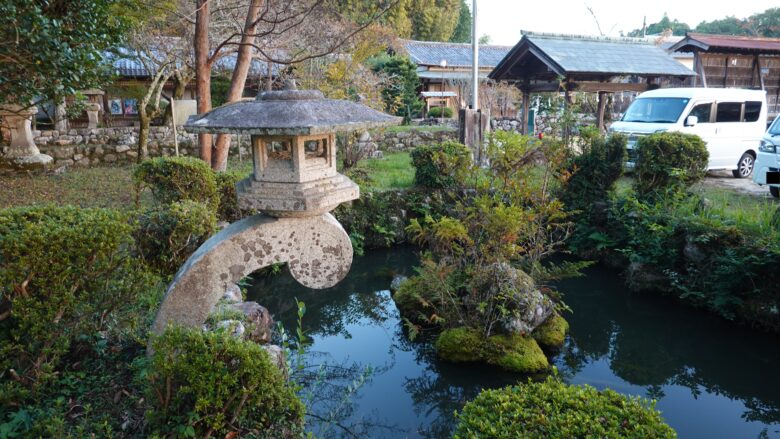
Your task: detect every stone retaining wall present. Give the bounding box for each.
[374,128,458,152]
[3,126,251,169]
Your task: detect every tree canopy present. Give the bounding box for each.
[336,0,463,41]
[0,0,135,106]
[627,7,780,38]
[449,0,471,43]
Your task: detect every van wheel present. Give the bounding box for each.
[732,152,755,178]
[771,186,779,198]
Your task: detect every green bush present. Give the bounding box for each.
[562,132,626,213]
[454,375,676,438]
[0,205,159,402]
[216,170,248,222]
[410,141,471,188]
[134,200,217,276]
[134,157,219,212]
[146,326,304,438]
[634,132,708,200]
[427,106,454,118]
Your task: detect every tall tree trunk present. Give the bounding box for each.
[195,0,212,164]
[212,0,264,171]
[138,111,150,163]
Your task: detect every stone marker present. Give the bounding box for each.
[0,104,53,171]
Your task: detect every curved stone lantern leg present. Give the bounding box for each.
[150,213,353,337]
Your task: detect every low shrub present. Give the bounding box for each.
[561,131,626,213]
[215,170,248,222]
[453,375,676,438]
[427,106,453,118]
[409,141,471,188]
[134,200,217,276]
[134,156,219,212]
[146,326,304,438]
[0,205,160,403]
[634,132,708,200]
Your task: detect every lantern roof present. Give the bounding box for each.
[184,84,401,136]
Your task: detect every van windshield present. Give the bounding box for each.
[622,98,690,123]
[769,116,780,136]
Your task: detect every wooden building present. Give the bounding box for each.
[489,32,696,132]
[669,33,780,119]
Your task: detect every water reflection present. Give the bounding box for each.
[249,248,780,439]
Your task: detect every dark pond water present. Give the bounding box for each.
[248,247,780,439]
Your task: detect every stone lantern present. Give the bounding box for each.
[185,84,398,217]
[0,104,53,171]
[149,83,400,341]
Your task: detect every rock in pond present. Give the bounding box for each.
[222,282,243,303]
[215,319,246,338]
[435,327,549,373]
[390,275,408,292]
[230,301,273,344]
[532,313,569,348]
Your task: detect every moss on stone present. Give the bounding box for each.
[487,334,549,373]
[532,314,569,348]
[435,327,483,363]
[435,327,549,373]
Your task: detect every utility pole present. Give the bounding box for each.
[471,0,478,109]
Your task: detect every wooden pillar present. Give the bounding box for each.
[753,55,765,90]
[694,52,708,88]
[521,89,530,135]
[723,55,729,88]
[596,91,608,130]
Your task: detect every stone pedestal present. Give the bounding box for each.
[0,105,52,171]
[85,102,101,129]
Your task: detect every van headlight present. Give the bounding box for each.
[759,140,777,153]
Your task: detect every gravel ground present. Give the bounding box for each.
[701,170,777,199]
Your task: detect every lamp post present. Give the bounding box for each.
[439,59,447,124]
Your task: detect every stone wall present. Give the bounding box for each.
[2,126,251,169]
[373,128,458,152]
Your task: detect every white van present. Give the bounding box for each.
[610,88,767,178]
[753,115,780,198]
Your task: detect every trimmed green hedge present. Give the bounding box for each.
[134,156,219,212]
[0,205,160,403]
[634,132,708,200]
[454,376,676,438]
[134,200,217,276]
[146,326,304,437]
[427,106,454,118]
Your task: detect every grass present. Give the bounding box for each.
[380,125,456,134]
[352,151,415,190]
[613,176,779,238]
[0,157,253,210]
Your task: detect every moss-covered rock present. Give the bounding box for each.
[532,313,569,348]
[435,327,549,373]
[435,327,483,363]
[487,334,549,373]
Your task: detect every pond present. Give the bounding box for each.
[248,247,780,439]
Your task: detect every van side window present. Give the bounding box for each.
[743,101,762,122]
[688,103,711,123]
[716,102,742,123]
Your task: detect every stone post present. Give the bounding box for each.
[0,104,53,171]
[85,102,101,129]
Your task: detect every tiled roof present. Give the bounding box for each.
[403,40,512,68]
[110,51,282,78]
[491,32,695,80]
[669,33,780,54]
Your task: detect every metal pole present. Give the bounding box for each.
[170,97,179,157]
[471,0,478,110]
